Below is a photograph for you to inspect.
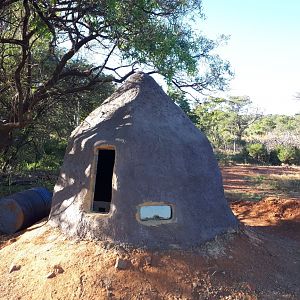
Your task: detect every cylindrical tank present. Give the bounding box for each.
[0,187,52,234]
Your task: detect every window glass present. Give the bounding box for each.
[140,205,172,221]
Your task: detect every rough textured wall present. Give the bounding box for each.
[49,72,238,249]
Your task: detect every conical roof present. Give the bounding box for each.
[49,72,237,249]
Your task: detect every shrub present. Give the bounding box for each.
[276,146,300,165]
[247,143,268,162]
[231,147,251,163]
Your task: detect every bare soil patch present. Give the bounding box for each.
[222,164,300,202]
[0,165,299,299]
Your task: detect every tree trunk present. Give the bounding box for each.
[0,129,13,153]
[0,129,13,171]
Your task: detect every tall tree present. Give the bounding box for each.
[0,0,232,152]
[192,96,261,151]
[193,98,224,148]
[224,96,261,151]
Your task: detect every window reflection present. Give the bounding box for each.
[140,205,172,221]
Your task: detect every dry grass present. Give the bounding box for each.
[222,165,300,202]
[268,173,300,192]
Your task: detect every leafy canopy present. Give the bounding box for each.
[0,0,232,151]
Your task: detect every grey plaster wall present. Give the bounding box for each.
[49,72,238,249]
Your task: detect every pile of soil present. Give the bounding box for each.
[0,218,299,300]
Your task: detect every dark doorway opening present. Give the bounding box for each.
[92,148,115,213]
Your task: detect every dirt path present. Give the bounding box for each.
[0,165,299,300]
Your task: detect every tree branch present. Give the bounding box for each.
[30,33,97,109]
[14,0,31,123]
[0,38,25,46]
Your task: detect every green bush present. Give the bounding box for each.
[25,154,62,172]
[247,143,268,162]
[231,147,250,163]
[44,137,67,157]
[276,146,300,165]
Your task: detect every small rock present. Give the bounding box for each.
[9,264,21,273]
[46,271,56,279]
[114,258,128,270]
[46,264,64,278]
[53,264,64,274]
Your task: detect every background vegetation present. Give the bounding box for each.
[0,1,299,197]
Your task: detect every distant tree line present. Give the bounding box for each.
[1,0,298,176]
[170,91,300,165]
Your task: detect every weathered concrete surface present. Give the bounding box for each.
[49,72,238,249]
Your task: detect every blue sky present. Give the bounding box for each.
[200,0,300,115]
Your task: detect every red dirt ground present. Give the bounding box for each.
[0,165,299,300]
[222,165,300,201]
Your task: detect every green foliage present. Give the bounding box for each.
[192,96,260,151]
[231,147,251,163]
[247,116,276,136]
[104,0,205,79]
[187,95,299,166]
[247,143,268,162]
[193,98,228,148]
[0,67,114,172]
[23,137,67,172]
[276,146,300,165]
[2,134,66,173]
[247,114,300,146]
[0,0,233,154]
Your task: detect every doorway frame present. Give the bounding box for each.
[88,144,116,215]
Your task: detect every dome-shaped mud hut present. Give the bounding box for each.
[49,72,237,249]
